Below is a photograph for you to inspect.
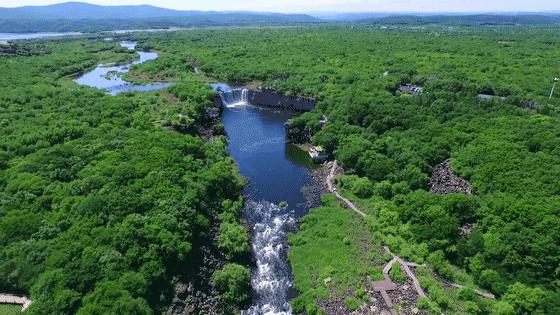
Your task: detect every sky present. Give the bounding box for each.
[1,0,560,13]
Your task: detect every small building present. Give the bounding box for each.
[309,146,328,162]
[399,84,423,96]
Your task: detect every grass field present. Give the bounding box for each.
[288,194,387,313]
[0,304,22,315]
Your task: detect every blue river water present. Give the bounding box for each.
[217,85,318,315]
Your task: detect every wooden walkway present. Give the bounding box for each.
[383,246,427,298]
[325,160,494,314]
[0,293,31,311]
[326,161,366,217]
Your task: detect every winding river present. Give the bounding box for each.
[74,41,172,95]
[215,84,318,314]
[74,40,316,313]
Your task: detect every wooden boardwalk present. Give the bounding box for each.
[326,159,496,313]
[326,161,367,217]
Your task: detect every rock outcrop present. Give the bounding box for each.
[429,159,473,195]
[248,88,315,111]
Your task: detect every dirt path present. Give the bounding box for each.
[448,283,495,299]
[0,293,31,311]
[326,161,366,217]
[326,160,495,307]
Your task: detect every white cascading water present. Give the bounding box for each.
[220,88,249,107]
[242,201,294,315]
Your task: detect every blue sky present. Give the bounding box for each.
[2,0,560,12]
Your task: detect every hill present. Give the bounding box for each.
[0,2,320,32]
[360,14,560,26]
[0,2,191,20]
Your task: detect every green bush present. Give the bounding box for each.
[212,264,251,309]
[374,181,393,199]
[389,263,407,284]
[351,177,375,199]
[344,297,362,311]
[427,251,455,281]
[417,297,441,314]
[217,222,250,260]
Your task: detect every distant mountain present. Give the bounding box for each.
[309,12,393,21]
[359,14,560,26]
[311,11,560,22]
[0,2,191,20]
[0,2,320,32]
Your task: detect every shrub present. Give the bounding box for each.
[392,181,411,195]
[217,222,250,260]
[417,296,441,314]
[212,264,251,308]
[427,251,455,281]
[351,177,375,198]
[344,297,362,311]
[479,269,506,295]
[389,263,407,284]
[464,301,482,314]
[291,290,318,315]
[490,301,516,315]
[213,123,225,135]
[374,180,393,199]
[502,282,548,315]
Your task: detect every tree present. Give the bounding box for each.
[502,282,548,315]
[217,222,250,260]
[212,264,251,309]
[351,177,375,199]
[77,281,152,315]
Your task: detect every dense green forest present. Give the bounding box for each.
[126,26,560,314]
[0,39,251,314]
[2,25,560,314]
[361,15,560,26]
[0,2,320,33]
[0,16,320,33]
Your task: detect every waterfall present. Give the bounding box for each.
[242,88,249,104]
[219,88,250,107]
[242,201,294,315]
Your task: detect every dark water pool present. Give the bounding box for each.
[223,105,314,215]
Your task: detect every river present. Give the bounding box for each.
[0,32,82,41]
[74,41,173,95]
[215,84,318,315]
[75,40,316,313]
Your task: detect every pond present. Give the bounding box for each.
[74,41,172,95]
[216,84,319,315]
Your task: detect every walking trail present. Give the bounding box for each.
[325,160,495,314]
[0,294,31,311]
[326,161,366,217]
